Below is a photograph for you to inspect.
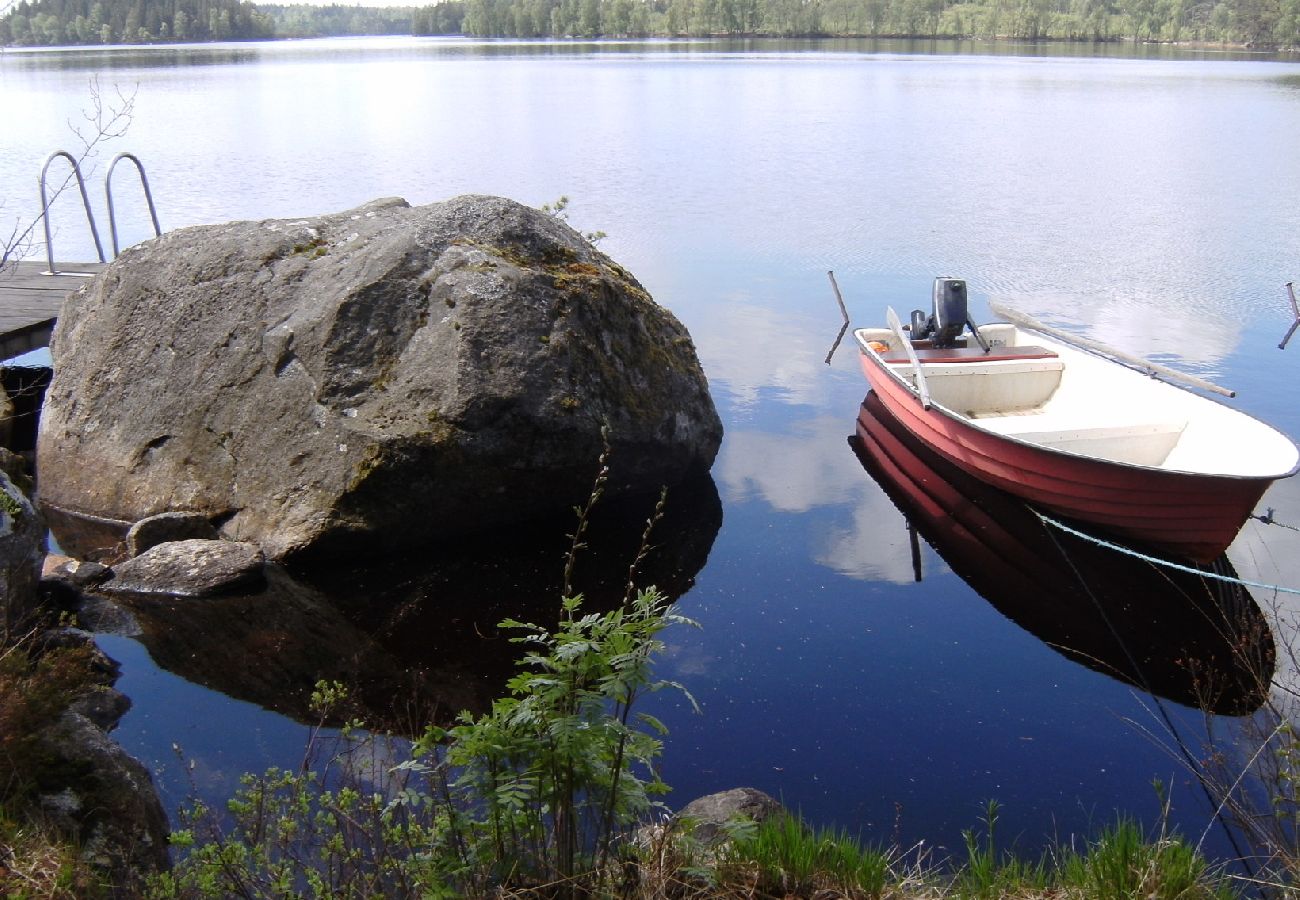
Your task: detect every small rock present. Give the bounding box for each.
[676,787,785,846]
[43,553,112,587]
[0,446,27,482]
[41,554,113,613]
[105,539,264,597]
[35,627,121,680]
[126,511,219,557]
[67,593,142,637]
[69,685,132,731]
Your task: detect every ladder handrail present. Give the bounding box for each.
[39,150,107,274]
[106,152,162,258]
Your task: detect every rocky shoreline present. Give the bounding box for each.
[2,193,730,889]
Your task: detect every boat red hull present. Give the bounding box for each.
[859,354,1274,563]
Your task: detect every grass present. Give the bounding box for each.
[715,812,895,897]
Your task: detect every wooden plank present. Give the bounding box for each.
[0,258,104,356]
[0,261,105,357]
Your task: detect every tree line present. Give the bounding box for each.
[1,0,275,44]
[447,0,1300,45]
[0,0,419,43]
[4,0,1297,48]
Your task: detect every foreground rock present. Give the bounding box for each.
[37,195,722,559]
[31,629,170,891]
[677,787,784,846]
[1,469,44,634]
[105,539,265,596]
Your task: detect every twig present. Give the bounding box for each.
[561,423,610,603]
[1,76,136,273]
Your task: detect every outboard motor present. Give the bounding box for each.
[908,277,969,348]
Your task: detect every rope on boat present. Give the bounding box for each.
[1251,508,1300,534]
[1032,510,1300,596]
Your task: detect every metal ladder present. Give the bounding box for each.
[39,150,162,275]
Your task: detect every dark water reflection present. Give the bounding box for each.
[851,391,1274,717]
[56,475,721,734]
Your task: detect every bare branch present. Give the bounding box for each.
[1,76,137,274]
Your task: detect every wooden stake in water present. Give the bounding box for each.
[1279,282,1300,350]
[825,270,851,364]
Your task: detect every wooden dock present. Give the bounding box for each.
[0,261,105,360]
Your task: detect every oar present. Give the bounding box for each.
[886,306,932,410]
[989,301,1235,399]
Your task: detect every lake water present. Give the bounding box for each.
[6,35,1300,866]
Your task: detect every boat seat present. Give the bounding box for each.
[975,414,1188,467]
[881,345,1059,364]
[885,353,1066,414]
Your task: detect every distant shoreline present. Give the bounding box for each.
[2,32,1297,54]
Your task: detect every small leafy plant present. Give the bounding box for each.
[152,438,694,898]
[541,195,608,245]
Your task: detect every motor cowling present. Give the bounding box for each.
[930,277,968,347]
[907,277,969,348]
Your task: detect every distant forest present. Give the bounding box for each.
[2,0,1297,48]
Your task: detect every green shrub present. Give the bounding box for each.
[0,635,99,807]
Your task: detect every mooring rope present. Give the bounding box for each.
[1032,510,1300,596]
[1035,510,1257,870]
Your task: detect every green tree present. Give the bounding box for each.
[1233,0,1280,40]
[8,11,31,41]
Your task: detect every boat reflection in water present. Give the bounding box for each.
[851,391,1274,716]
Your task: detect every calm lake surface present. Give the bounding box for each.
[6,35,1300,863]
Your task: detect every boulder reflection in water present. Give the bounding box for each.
[59,474,721,734]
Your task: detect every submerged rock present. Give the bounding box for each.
[105,539,265,596]
[37,195,722,559]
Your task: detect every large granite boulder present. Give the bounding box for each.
[37,195,722,560]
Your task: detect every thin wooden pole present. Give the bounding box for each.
[825,271,851,365]
[989,301,1235,399]
[1280,283,1300,350]
[827,270,850,325]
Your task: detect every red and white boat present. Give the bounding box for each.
[853,278,1300,563]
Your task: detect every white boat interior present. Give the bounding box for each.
[855,322,1300,477]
